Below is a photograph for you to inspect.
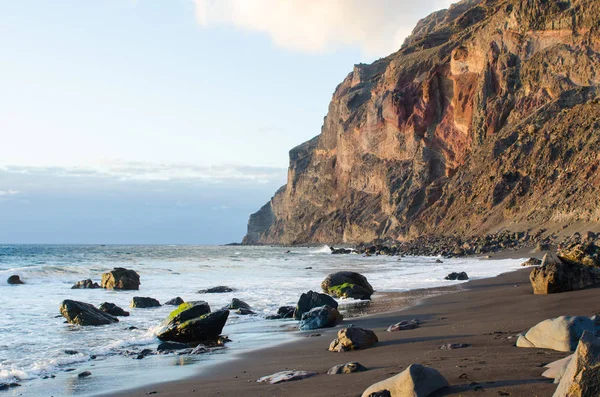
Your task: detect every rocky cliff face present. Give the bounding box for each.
[243,0,600,245]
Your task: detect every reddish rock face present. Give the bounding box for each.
[244,0,600,245]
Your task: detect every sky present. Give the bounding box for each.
[0,0,453,244]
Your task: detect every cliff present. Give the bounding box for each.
[243,0,600,245]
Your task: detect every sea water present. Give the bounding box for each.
[0,245,523,396]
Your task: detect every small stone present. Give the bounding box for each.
[78,371,91,378]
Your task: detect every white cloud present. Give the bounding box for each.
[193,0,455,57]
[0,189,20,196]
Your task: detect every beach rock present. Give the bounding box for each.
[330,247,353,254]
[529,259,600,294]
[71,279,100,289]
[64,350,79,355]
[198,286,234,294]
[536,242,551,252]
[558,242,600,267]
[321,271,374,300]
[0,383,21,391]
[329,326,378,352]
[7,275,24,285]
[553,331,600,397]
[521,258,542,267]
[327,361,368,374]
[541,354,573,381]
[440,343,470,350]
[157,309,229,344]
[236,308,255,315]
[361,364,448,397]
[60,299,119,326]
[165,301,211,324]
[294,290,338,320]
[387,319,420,332]
[157,341,190,352]
[77,371,91,378]
[228,298,250,311]
[445,272,469,280]
[299,305,343,330]
[257,370,317,384]
[101,268,140,290]
[164,297,184,306]
[130,297,161,308]
[435,259,443,263]
[516,316,600,352]
[99,302,130,317]
[277,306,295,319]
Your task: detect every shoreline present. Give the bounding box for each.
[100,256,599,397]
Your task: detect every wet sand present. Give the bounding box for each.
[108,258,600,397]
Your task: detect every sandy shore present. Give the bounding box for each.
[107,256,600,397]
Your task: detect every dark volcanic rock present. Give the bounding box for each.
[130,297,161,308]
[294,290,338,320]
[7,275,24,285]
[157,341,190,352]
[71,279,100,289]
[101,268,140,290]
[99,302,130,317]
[228,298,250,310]
[60,300,119,326]
[277,306,295,318]
[164,297,185,306]
[330,247,353,254]
[157,309,229,344]
[198,286,234,294]
[298,305,343,330]
[321,271,374,300]
[445,272,469,281]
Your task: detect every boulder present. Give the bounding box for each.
[361,364,448,397]
[516,316,600,352]
[99,302,129,317]
[327,362,368,374]
[198,286,234,294]
[71,279,100,289]
[445,272,469,280]
[165,301,211,324]
[157,341,190,352]
[541,354,573,381]
[101,268,140,290]
[299,305,343,330]
[257,370,317,384]
[329,326,378,352]
[130,297,161,308]
[330,247,353,254]
[7,275,24,285]
[321,271,374,300]
[60,299,119,326]
[157,308,228,344]
[387,319,420,332]
[277,306,295,319]
[521,258,542,267]
[553,331,600,397]
[558,242,600,267]
[228,298,250,310]
[529,259,600,294]
[164,297,184,306]
[294,290,338,320]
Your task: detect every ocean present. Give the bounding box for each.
[0,245,523,396]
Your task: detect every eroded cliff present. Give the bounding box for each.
[243,0,600,245]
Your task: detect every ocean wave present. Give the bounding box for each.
[309,245,331,254]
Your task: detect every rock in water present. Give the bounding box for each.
[101,268,140,290]
[558,242,600,267]
[164,297,184,306]
[197,286,234,294]
[99,302,130,317]
[130,297,161,308]
[321,271,374,300]
[529,258,600,294]
[328,362,368,374]
[361,364,448,397]
[257,370,317,384]
[445,272,469,280]
[329,327,378,352]
[228,298,250,310]
[157,303,228,344]
[294,290,338,320]
[71,279,100,289]
[157,341,190,352]
[277,306,295,318]
[298,305,343,330]
[60,300,119,326]
[553,331,600,397]
[516,316,600,352]
[7,275,24,285]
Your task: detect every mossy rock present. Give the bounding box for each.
[321,272,373,300]
[157,309,229,343]
[167,301,210,324]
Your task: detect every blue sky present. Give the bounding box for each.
[0,0,453,244]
